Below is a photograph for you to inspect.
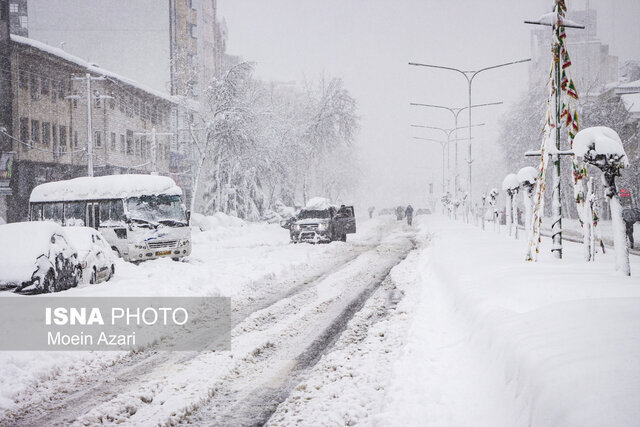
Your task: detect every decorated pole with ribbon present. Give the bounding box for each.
[524,0,585,261]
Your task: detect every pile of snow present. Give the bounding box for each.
[573,126,629,166]
[501,174,520,191]
[261,200,297,223]
[30,174,182,202]
[305,197,332,210]
[190,212,245,232]
[532,12,582,27]
[517,166,538,185]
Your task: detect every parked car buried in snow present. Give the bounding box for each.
[0,221,81,293]
[281,198,356,243]
[65,227,116,284]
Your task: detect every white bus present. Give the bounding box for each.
[29,174,191,262]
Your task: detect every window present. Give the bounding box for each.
[30,74,38,100]
[10,3,18,13]
[135,137,140,156]
[188,22,197,38]
[126,130,133,155]
[119,134,125,152]
[119,95,125,112]
[52,124,58,147]
[94,93,101,108]
[94,130,102,147]
[109,96,115,110]
[19,117,29,147]
[20,15,27,28]
[60,125,67,147]
[41,76,49,95]
[110,132,116,151]
[74,131,78,147]
[19,69,28,89]
[141,136,147,158]
[42,203,63,224]
[42,122,51,145]
[58,81,64,99]
[31,120,40,143]
[52,82,57,102]
[64,201,85,226]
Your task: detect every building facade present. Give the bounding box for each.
[0,30,177,223]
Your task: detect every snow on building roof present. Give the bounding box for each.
[517,166,538,185]
[502,174,520,191]
[573,127,629,166]
[618,79,640,90]
[621,93,640,116]
[11,35,175,104]
[30,174,182,202]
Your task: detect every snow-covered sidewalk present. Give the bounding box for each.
[381,215,640,426]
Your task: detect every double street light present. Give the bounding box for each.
[409,101,502,197]
[408,58,531,217]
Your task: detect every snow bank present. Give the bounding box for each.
[517,166,538,185]
[502,174,520,191]
[30,174,182,202]
[573,126,628,165]
[387,216,640,426]
[305,197,332,210]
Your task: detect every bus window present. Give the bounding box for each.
[31,203,43,221]
[86,203,100,229]
[110,199,124,224]
[42,202,63,224]
[64,201,85,226]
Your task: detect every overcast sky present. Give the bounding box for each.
[219,0,640,207]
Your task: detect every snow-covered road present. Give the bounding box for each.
[0,215,419,425]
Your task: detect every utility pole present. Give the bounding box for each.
[135,127,173,174]
[70,73,105,177]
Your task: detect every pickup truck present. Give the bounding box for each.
[281,205,356,243]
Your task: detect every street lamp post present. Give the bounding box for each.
[409,59,531,219]
[410,101,502,197]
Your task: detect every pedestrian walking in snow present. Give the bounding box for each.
[405,204,414,226]
[622,207,640,248]
[368,206,375,219]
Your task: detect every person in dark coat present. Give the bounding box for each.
[405,204,414,226]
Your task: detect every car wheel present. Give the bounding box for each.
[108,265,115,281]
[42,269,55,293]
[90,267,97,284]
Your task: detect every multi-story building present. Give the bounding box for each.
[8,0,27,37]
[0,21,177,222]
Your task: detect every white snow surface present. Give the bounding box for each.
[517,166,538,184]
[501,173,520,191]
[30,174,182,202]
[573,126,629,164]
[532,11,582,28]
[621,93,640,114]
[305,196,332,210]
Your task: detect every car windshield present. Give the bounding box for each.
[126,195,187,225]
[298,209,330,219]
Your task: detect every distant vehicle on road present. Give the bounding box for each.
[29,174,191,262]
[281,198,356,243]
[0,221,81,293]
[65,227,116,284]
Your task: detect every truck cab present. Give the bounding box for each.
[283,204,356,243]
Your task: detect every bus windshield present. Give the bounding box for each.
[126,195,187,226]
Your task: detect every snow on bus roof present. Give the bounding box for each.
[30,175,182,202]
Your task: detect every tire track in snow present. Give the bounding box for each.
[0,234,385,426]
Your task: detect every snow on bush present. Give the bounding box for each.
[501,174,520,191]
[573,126,629,168]
[517,166,538,186]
